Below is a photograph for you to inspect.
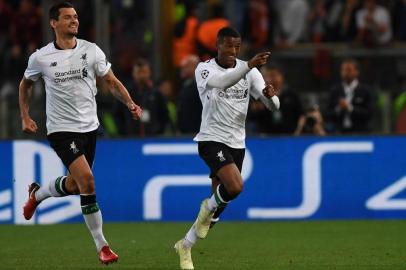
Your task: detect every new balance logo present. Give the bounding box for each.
[50,62,57,67]
[70,141,79,154]
[217,151,226,162]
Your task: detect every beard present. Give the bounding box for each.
[66,24,78,37]
[67,28,78,37]
[67,32,77,38]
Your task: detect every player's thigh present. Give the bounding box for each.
[198,141,242,186]
[231,148,245,173]
[68,155,94,191]
[198,141,235,178]
[216,163,243,190]
[83,129,98,168]
[48,131,95,192]
[47,131,87,169]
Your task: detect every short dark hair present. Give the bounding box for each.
[342,58,360,71]
[264,65,284,75]
[134,58,150,69]
[49,2,74,21]
[217,27,241,43]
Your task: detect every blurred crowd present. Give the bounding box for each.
[174,0,406,62]
[1,0,406,139]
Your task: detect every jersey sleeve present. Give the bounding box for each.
[94,44,112,77]
[248,67,280,111]
[24,51,42,81]
[248,67,266,100]
[195,62,216,91]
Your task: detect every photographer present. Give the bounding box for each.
[295,105,326,136]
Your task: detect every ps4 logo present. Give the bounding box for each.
[2,140,406,224]
[141,142,406,220]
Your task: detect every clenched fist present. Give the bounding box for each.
[262,84,278,98]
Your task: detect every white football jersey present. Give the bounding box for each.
[24,39,111,134]
[194,58,265,149]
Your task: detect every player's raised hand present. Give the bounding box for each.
[262,83,278,98]
[127,102,143,120]
[248,51,271,69]
[22,117,38,134]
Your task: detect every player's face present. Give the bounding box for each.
[341,62,359,83]
[133,65,151,84]
[217,36,241,68]
[53,8,79,37]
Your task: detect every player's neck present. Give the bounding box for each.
[54,36,77,50]
[215,57,236,69]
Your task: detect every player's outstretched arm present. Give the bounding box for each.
[207,52,271,90]
[99,69,142,120]
[19,77,38,134]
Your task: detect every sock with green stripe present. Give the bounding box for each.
[81,194,108,252]
[206,184,229,211]
[35,176,71,202]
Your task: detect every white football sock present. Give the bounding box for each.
[206,195,219,212]
[83,210,108,252]
[35,176,67,202]
[183,222,198,249]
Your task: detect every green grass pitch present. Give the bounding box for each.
[0,220,405,269]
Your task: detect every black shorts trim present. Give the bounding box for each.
[198,141,245,179]
[47,129,97,169]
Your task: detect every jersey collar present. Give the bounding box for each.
[53,39,78,50]
[215,57,237,69]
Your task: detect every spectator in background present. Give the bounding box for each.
[356,0,392,47]
[158,79,177,135]
[326,59,375,133]
[196,3,229,60]
[307,0,361,43]
[1,43,27,97]
[177,55,202,134]
[308,0,328,43]
[340,0,361,42]
[272,0,309,48]
[247,0,270,49]
[173,1,198,68]
[0,0,12,51]
[223,0,248,34]
[114,59,168,136]
[295,105,326,135]
[10,0,42,54]
[248,66,303,134]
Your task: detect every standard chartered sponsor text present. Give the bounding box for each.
[54,68,82,83]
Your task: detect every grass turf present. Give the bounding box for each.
[0,220,405,269]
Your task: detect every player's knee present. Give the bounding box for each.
[79,172,95,194]
[65,177,80,194]
[227,181,243,199]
